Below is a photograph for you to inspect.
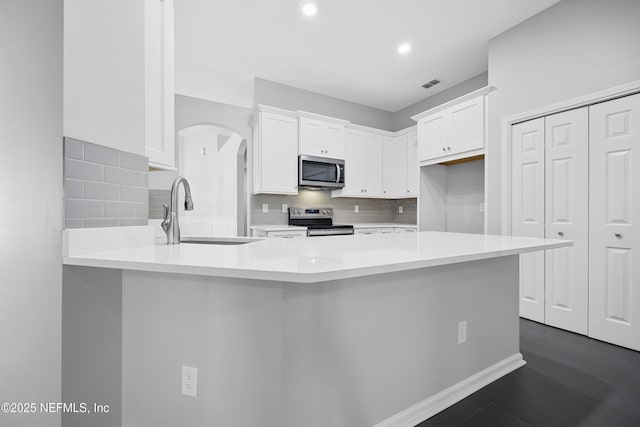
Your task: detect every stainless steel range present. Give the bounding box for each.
[288,207,354,237]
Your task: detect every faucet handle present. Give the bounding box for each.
[161,204,170,233]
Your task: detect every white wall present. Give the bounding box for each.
[486,0,640,233]
[0,1,63,426]
[64,0,146,155]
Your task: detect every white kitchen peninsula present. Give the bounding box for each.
[62,227,568,427]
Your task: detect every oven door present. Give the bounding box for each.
[299,155,345,189]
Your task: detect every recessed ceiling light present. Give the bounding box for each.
[301,1,318,16]
[398,43,411,54]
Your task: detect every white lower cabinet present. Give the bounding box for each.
[511,92,640,350]
[252,229,307,238]
[355,227,394,235]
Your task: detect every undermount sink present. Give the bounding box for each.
[180,236,263,245]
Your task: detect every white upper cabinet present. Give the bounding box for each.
[417,112,448,161]
[298,112,349,159]
[413,87,490,166]
[406,132,418,196]
[64,0,174,168]
[382,137,396,198]
[392,135,408,198]
[381,130,417,199]
[252,105,298,195]
[333,127,382,198]
[145,0,175,169]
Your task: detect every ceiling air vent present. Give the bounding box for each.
[422,79,441,89]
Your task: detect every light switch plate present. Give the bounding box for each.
[399,206,404,214]
[262,204,269,213]
[282,203,288,213]
[354,205,359,213]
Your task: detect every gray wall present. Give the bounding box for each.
[175,94,252,142]
[392,73,488,131]
[0,1,63,426]
[486,0,640,233]
[62,267,122,427]
[255,78,395,131]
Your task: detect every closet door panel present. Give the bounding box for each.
[512,118,545,322]
[544,107,589,334]
[589,93,640,351]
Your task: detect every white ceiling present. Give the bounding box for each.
[175,0,561,111]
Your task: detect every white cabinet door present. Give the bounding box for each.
[324,122,346,159]
[254,112,298,195]
[418,112,449,162]
[544,107,589,335]
[299,118,324,157]
[299,117,346,158]
[382,137,396,198]
[341,130,363,196]
[406,132,418,197]
[589,93,640,351]
[393,135,408,198]
[512,117,545,323]
[450,97,484,154]
[145,0,175,169]
[361,133,383,197]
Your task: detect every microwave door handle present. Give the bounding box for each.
[336,164,341,183]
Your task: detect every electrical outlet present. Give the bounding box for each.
[282,203,288,213]
[182,365,198,398]
[354,205,359,213]
[457,321,467,344]
[399,206,404,214]
[262,204,269,213]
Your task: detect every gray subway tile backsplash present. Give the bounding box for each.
[84,181,120,201]
[103,201,136,218]
[104,165,137,185]
[120,185,148,203]
[64,179,84,199]
[121,152,149,172]
[84,143,121,166]
[65,199,103,219]
[65,158,104,182]
[83,218,121,228]
[64,138,84,160]
[63,137,149,228]
[250,190,417,226]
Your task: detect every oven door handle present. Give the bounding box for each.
[336,164,341,184]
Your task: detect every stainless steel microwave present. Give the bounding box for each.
[298,155,345,189]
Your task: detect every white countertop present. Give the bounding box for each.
[63,227,570,283]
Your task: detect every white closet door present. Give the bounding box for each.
[512,118,545,322]
[544,107,589,334]
[589,93,640,351]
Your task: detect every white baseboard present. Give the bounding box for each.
[374,353,526,427]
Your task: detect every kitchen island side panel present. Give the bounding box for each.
[119,255,519,427]
[283,255,520,427]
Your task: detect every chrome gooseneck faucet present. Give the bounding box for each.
[161,176,194,245]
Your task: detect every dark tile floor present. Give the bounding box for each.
[418,319,640,427]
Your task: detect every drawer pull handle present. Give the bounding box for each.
[615,233,622,238]
[557,231,564,237]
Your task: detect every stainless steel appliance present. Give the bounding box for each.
[298,155,345,190]
[288,207,354,237]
